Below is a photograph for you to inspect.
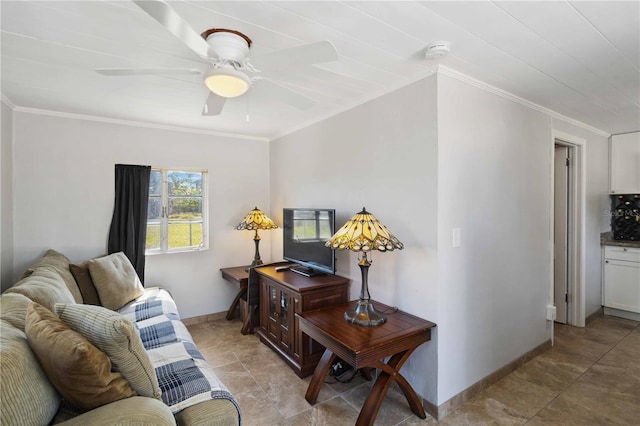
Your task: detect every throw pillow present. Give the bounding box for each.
[24,303,135,412]
[69,262,101,305]
[87,252,144,310]
[21,249,84,304]
[5,268,76,312]
[55,303,162,400]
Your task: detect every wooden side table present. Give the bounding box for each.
[220,266,251,333]
[297,301,436,426]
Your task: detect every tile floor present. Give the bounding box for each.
[187,314,640,425]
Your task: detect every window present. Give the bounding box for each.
[146,168,208,254]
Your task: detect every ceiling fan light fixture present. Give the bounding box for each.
[204,68,251,98]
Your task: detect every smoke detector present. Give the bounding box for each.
[424,41,450,60]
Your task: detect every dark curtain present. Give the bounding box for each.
[108,164,151,284]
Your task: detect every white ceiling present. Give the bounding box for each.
[2,1,639,140]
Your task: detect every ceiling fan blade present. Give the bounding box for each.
[201,92,226,116]
[96,68,202,76]
[133,0,211,59]
[257,80,315,110]
[252,41,338,73]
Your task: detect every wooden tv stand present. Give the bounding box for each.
[254,265,349,378]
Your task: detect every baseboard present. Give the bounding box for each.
[182,311,227,326]
[422,398,438,420]
[604,307,640,321]
[426,339,552,420]
[586,307,604,324]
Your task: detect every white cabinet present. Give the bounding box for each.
[603,246,640,314]
[610,132,640,194]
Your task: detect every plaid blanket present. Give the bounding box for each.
[118,287,180,322]
[117,288,241,420]
[136,314,189,349]
[147,341,239,415]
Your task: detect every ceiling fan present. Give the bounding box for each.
[96,0,339,117]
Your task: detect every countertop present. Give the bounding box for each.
[601,232,640,248]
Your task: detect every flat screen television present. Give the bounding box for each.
[283,208,336,276]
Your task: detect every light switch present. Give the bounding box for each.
[546,305,557,321]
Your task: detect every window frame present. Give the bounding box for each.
[146,167,209,255]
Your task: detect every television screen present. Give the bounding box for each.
[283,208,335,276]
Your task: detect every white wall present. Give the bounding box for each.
[269,72,610,407]
[270,76,440,403]
[551,118,609,318]
[1,100,14,292]
[436,74,553,404]
[11,112,272,318]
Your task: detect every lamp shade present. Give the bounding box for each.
[235,207,278,231]
[325,208,403,252]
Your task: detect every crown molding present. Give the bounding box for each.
[1,93,16,109]
[6,65,610,142]
[271,65,610,142]
[437,66,610,138]
[11,105,269,142]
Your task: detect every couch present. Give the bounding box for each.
[0,250,241,426]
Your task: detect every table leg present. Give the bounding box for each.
[355,347,425,426]
[360,368,373,381]
[226,287,247,320]
[304,349,336,404]
[240,304,257,335]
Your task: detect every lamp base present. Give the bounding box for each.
[344,300,387,326]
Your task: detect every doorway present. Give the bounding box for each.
[551,131,586,328]
[554,145,572,324]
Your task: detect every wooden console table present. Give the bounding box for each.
[220,266,251,333]
[298,301,436,426]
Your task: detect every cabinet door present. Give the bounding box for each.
[279,289,291,351]
[263,282,291,353]
[604,259,640,313]
[610,132,640,194]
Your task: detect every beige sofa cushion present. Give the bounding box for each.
[0,320,61,426]
[55,303,162,399]
[56,396,176,426]
[6,268,76,311]
[22,249,83,304]
[176,399,241,426]
[0,292,32,331]
[87,253,144,310]
[25,303,135,412]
